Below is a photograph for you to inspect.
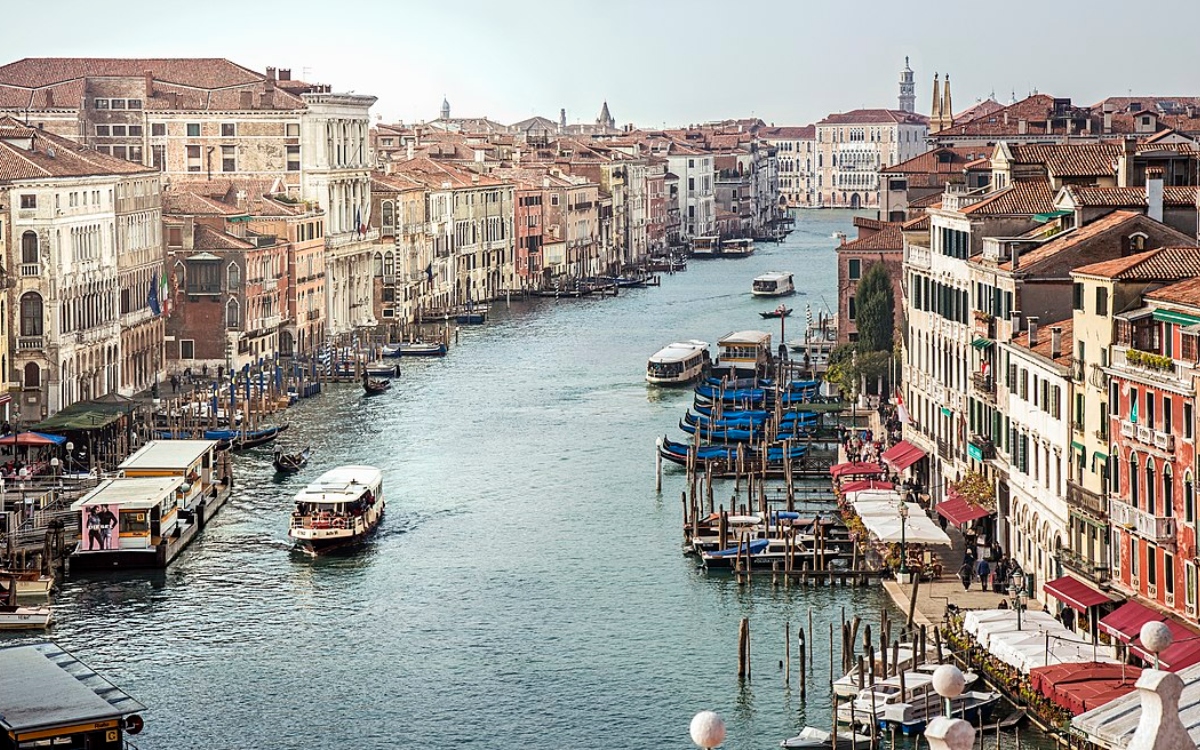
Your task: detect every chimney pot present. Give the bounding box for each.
[1010,310,1022,343]
[1028,316,1040,348]
[1050,326,1063,359]
[1146,167,1164,222]
[279,68,291,82]
[144,70,154,99]
[266,66,276,81]
[240,90,254,110]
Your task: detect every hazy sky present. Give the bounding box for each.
[8,0,1200,128]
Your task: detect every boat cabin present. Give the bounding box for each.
[714,330,772,378]
[0,642,145,750]
[71,476,186,562]
[752,271,795,297]
[691,236,720,256]
[646,340,710,385]
[722,238,755,257]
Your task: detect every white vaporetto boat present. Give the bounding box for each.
[752,271,795,297]
[646,340,710,385]
[289,466,385,555]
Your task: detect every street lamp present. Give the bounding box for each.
[899,501,910,576]
[50,457,59,480]
[65,442,74,474]
[1009,570,1027,631]
[690,711,726,750]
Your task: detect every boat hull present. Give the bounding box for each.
[291,512,384,556]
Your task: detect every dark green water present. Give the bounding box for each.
[4,210,1052,749]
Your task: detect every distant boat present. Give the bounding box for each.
[0,577,52,630]
[780,726,872,749]
[759,305,793,319]
[752,271,795,297]
[646,340,710,386]
[273,447,311,475]
[383,342,448,358]
[205,425,288,451]
[365,362,400,378]
[363,374,391,395]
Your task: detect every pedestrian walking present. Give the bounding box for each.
[169,373,179,393]
[958,562,973,590]
[975,557,991,592]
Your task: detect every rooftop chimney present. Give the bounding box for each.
[240,89,254,110]
[1010,309,1022,343]
[279,68,292,81]
[1011,244,1020,270]
[1147,166,1165,222]
[144,70,154,99]
[1028,316,1040,348]
[406,142,414,160]
[266,66,276,82]
[1050,326,1062,359]
[1017,118,1027,135]
[44,89,53,108]
[168,91,179,109]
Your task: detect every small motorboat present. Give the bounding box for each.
[383,341,448,358]
[363,374,391,395]
[365,362,400,378]
[0,578,52,630]
[759,305,794,319]
[273,447,312,474]
[781,726,872,749]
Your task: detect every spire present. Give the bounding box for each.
[898,56,915,113]
[440,96,450,120]
[598,101,614,129]
[941,74,953,130]
[930,73,942,128]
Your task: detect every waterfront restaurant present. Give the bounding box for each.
[0,642,145,750]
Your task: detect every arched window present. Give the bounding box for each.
[20,231,38,264]
[23,362,39,389]
[19,292,43,336]
[1164,464,1175,517]
[227,262,241,290]
[1112,448,1120,494]
[1146,458,1157,515]
[226,298,240,329]
[1186,471,1195,524]
[1130,452,1139,504]
[374,252,384,277]
[381,200,395,232]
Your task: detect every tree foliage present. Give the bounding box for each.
[856,262,894,354]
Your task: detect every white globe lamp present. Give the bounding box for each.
[690,710,726,749]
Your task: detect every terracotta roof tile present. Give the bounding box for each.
[0,117,155,180]
[996,211,1148,271]
[881,147,983,175]
[818,109,928,126]
[960,181,1055,216]
[840,222,903,251]
[1074,247,1200,280]
[907,193,945,209]
[902,214,931,231]
[1010,318,1073,365]
[1008,143,1122,178]
[1147,276,1200,307]
[193,224,255,250]
[761,125,815,139]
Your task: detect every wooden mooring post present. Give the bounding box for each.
[737,617,751,679]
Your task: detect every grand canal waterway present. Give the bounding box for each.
[7,211,1047,749]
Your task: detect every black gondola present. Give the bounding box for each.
[759,306,793,319]
[231,425,288,451]
[363,374,391,395]
[273,447,312,474]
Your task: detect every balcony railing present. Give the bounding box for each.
[306,309,320,321]
[968,434,996,460]
[905,245,931,269]
[20,263,39,277]
[1137,425,1153,444]
[1110,498,1176,542]
[262,277,278,292]
[971,372,995,398]
[1067,481,1107,518]
[937,437,953,461]
[1155,431,1176,451]
[17,336,43,350]
[1120,421,1135,439]
[1057,547,1110,584]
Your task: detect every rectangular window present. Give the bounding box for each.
[126,98,142,110]
[110,98,126,110]
[1149,549,1157,587]
[1187,403,1195,440]
[221,145,236,172]
[112,145,128,160]
[94,98,109,109]
[286,123,300,137]
[111,125,127,137]
[1188,562,1197,611]
[151,123,166,137]
[1073,282,1083,311]
[287,145,300,172]
[1131,538,1139,577]
[848,258,861,280]
[848,296,856,321]
[19,194,36,209]
[129,125,143,137]
[1096,287,1109,316]
[1075,393,1085,429]
[180,339,195,359]
[1167,552,1175,595]
[1165,397,1173,434]
[221,123,236,137]
[187,145,201,172]
[96,125,110,136]
[152,144,165,170]
[186,123,201,137]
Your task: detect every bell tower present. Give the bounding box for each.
[898,56,915,113]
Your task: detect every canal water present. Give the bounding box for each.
[6,211,1049,749]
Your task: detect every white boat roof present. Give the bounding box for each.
[719,330,772,346]
[754,271,793,281]
[71,475,185,511]
[119,439,218,471]
[295,465,382,503]
[649,341,709,363]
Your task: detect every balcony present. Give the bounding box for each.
[936,437,953,461]
[973,311,995,340]
[1120,421,1135,439]
[971,372,996,403]
[1067,481,1107,518]
[307,309,321,321]
[941,185,988,212]
[905,244,931,269]
[1155,431,1175,451]
[1089,363,1109,389]
[1057,546,1110,584]
[20,263,39,277]
[968,434,996,460]
[17,336,43,350]
[263,277,278,292]
[1116,346,1181,380]
[1137,425,1153,444]
[1109,499,1176,543]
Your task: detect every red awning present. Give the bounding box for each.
[839,479,895,494]
[0,432,63,447]
[1043,575,1114,612]
[1029,662,1141,716]
[1130,619,1200,671]
[830,462,885,479]
[935,497,991,526]
[881,440,927,472]
[1099,601,1166,643]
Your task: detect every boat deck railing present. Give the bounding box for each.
[290,513,352,530]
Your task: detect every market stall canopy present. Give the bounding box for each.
[935,495,992,526]
[880,440,926,472]
[1029,662,1141,716]
[1129,618,1200,671]
[32,397,131,433]
[1099,600,1166,644]
[0,432,67,447]
[1043,575,1117,613]
[830,462,885,479]
[839,479,894,494]
[849,496,950,545]
[1074,660,1200,749]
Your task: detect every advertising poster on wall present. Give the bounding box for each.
[81,503,119,551]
